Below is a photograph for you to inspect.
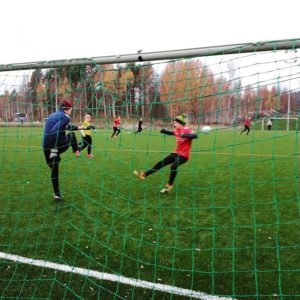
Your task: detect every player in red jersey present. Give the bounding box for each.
[240,116,251,135]
[111,115,121,139]
[134,114,197,193]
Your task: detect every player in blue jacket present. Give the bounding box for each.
[42,100,94,203]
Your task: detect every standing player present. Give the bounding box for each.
[134,113,197,193]
[43,100,91,202]
[135,118,143,134]
[111,115,121,139]
[240,116,251,135]
[267,119,272,131]
[78,114,95,158]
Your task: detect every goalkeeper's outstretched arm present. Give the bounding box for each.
[160,129,174,136]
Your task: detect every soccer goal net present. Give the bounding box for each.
[259,117,299,131]
[0,39,299,299]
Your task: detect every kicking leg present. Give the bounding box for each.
[145,154,175,177]
[134,154,175,179]
[67,132,79,152]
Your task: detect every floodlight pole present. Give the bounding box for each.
[54,68,58,111]
[284,51,298,131]
[287,67,291,131]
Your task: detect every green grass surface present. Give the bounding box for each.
[0,126,299,299]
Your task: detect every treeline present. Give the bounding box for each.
[0,59,299,124]
[0,63,163,122]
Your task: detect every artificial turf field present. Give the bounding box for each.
[0,126,299,299]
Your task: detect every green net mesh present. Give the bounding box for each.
[0,41,299,299]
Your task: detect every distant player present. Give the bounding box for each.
[267,119,272,131]
[240,116,251,135]
[43,100,92,203]
[135,118,143,134]
[134,113,197,193]
[78,114,95,158]
[111,115,121,139]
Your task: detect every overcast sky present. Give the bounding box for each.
[1,0,300,65]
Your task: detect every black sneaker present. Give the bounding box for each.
[54,193,63,203]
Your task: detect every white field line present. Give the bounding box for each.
[0,251,235,300]
[0,144,297,158]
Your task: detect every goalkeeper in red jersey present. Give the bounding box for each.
[134,113,197,193]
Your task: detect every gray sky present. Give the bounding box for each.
[1,0,300,65]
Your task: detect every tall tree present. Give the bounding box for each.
[160,59,216,124]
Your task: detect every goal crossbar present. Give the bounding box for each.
[1,38,300,72]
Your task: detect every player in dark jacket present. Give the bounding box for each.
[42,100,94,202]
[135,118,143,134]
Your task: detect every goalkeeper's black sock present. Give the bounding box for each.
[51,163,59,195]
[52,177,59,195]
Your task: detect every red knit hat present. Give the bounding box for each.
[60,100,73,110]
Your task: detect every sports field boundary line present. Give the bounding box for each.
[0,251,235,300]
